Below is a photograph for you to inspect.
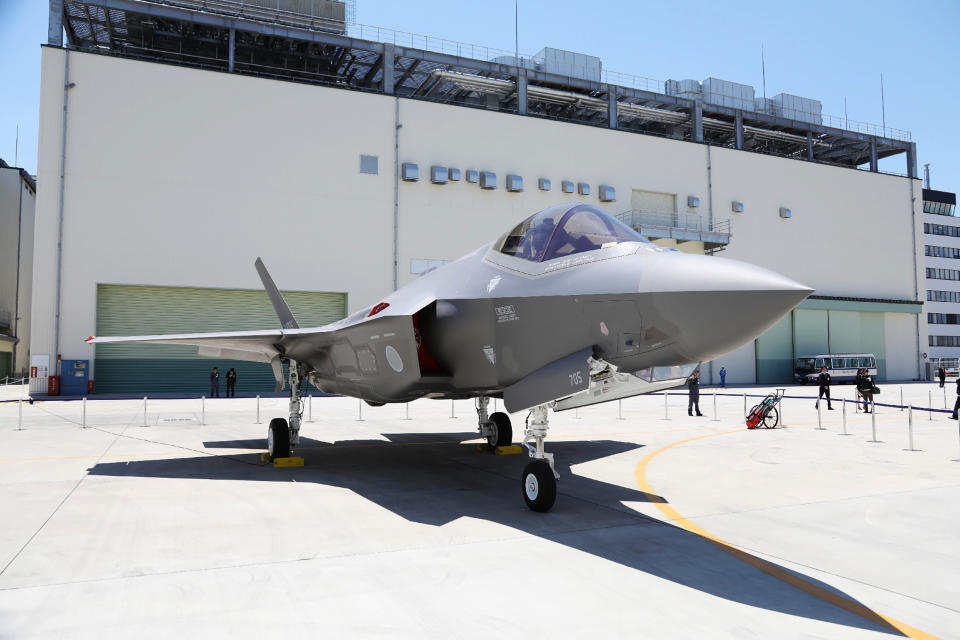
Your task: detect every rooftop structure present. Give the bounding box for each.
[50,0,916,176]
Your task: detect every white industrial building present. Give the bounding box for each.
[922,187,960,374]
[0,159,36,380]
[30,0,927,394]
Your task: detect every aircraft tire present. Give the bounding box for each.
[522,460,556,512]
[268,418,291,458]
[488,412,512,448]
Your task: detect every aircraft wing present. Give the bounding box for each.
[87,329,289,363]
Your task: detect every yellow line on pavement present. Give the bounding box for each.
[634,429,939,640]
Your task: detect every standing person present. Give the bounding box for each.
[951,376,960,420]
[719,367,727,388]
[226,368,237,398]
[938,364,946,389]
[815,365,833,410]
[209,367,220,398]
[687,370,703,417]
[854,368,864,413]
[857,368,874,413]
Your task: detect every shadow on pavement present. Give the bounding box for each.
[91,432,906,637]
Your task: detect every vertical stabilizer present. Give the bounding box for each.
[255,257,299,330]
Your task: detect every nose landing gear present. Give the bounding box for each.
[521,404,557,512]
[266,359,306,460]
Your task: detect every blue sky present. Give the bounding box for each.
[2,0,958,190]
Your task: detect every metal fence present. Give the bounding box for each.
[616,209,732,236]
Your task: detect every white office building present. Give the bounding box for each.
[922,188,960,374]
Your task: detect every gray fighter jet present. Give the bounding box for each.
[89,204,811,511]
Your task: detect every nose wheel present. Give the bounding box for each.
[476,397,513,448]
[268,418,291,458]
[522,460,556,512]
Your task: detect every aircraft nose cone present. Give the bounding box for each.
[644,253,812,362]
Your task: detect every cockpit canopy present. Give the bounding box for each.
[494,204,648,263]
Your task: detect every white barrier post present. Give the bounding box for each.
[816,400,824,430]
[617,399,624,421]
[663,392,670,421]
[201,395,205,426]
[929,390,933,421]
[403,402,411,420]
[944,385,947,409]
[143,397,148,427]
[907,405,916,451]
[900,387,904,412]
[357,398,364,422]
[869,399,879,442]
[82,396,86,429]
[743,393,747,418]
[575,407,581,420]
[711,391,719,422]
[841,399,848,435]
[18,398,22,430]
[308,394,314,422]
[778,390,787,427]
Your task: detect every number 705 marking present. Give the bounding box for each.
[569,371,583,386]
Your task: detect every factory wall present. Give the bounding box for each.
[32,48,924,390]
[0,166,35,377]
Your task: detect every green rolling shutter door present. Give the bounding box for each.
[94,284,346,395]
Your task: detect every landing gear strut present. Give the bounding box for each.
[476,397,512,448]
[521,404,557,512]
[267,359,306,459]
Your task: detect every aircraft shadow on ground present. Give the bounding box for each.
[90,433,905,636]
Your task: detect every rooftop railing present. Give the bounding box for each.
[136,0,912,142]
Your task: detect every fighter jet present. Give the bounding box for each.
[88,204,811,511]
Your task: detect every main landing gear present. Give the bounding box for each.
[521,404,557,512]
[476,397,512,448]
[267,359,306,459]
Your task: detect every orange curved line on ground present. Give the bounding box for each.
[633,429,939,640]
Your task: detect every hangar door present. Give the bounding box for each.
[94,284,346,395]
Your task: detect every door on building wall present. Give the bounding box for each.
[0,351,10,379]
[631,189,678,226]
[94,284,346,395]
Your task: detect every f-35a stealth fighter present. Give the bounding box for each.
[89,204,811,511]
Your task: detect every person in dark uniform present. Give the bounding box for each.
[857,368,874,413]
[210,367,220,398]
[951,376,960,420]
[938,365,946,389]
[815,365,833,410]
[719,367,727,388]
[226,368,237,397]
[687,370,703,417]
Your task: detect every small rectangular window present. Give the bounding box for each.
[360,155,378,175]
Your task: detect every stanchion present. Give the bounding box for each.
[899,387,903,411]
[777,388,787,427]
[143,397,148,427]
[357,398,365,422]
[944,385,947,409]
[617,399,624,420]
[954,423,960,462]
[816,400,824,430]
[868,399,879,442]
[201,395,205,426]
[840,399,849,436]
[82,396,87,429]
[403,402,411,420]
[929,389,933,421]
[575,407,581,420]
[711,391,719,422]
[662,392,670,421]
[256,395,261,424]
[743,393,747,418]
[18,398,23,430]
[449,399,457,419]
[906,405,916,451]
[308,394,314,422]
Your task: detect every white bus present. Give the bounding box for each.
[794,354,877,384]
